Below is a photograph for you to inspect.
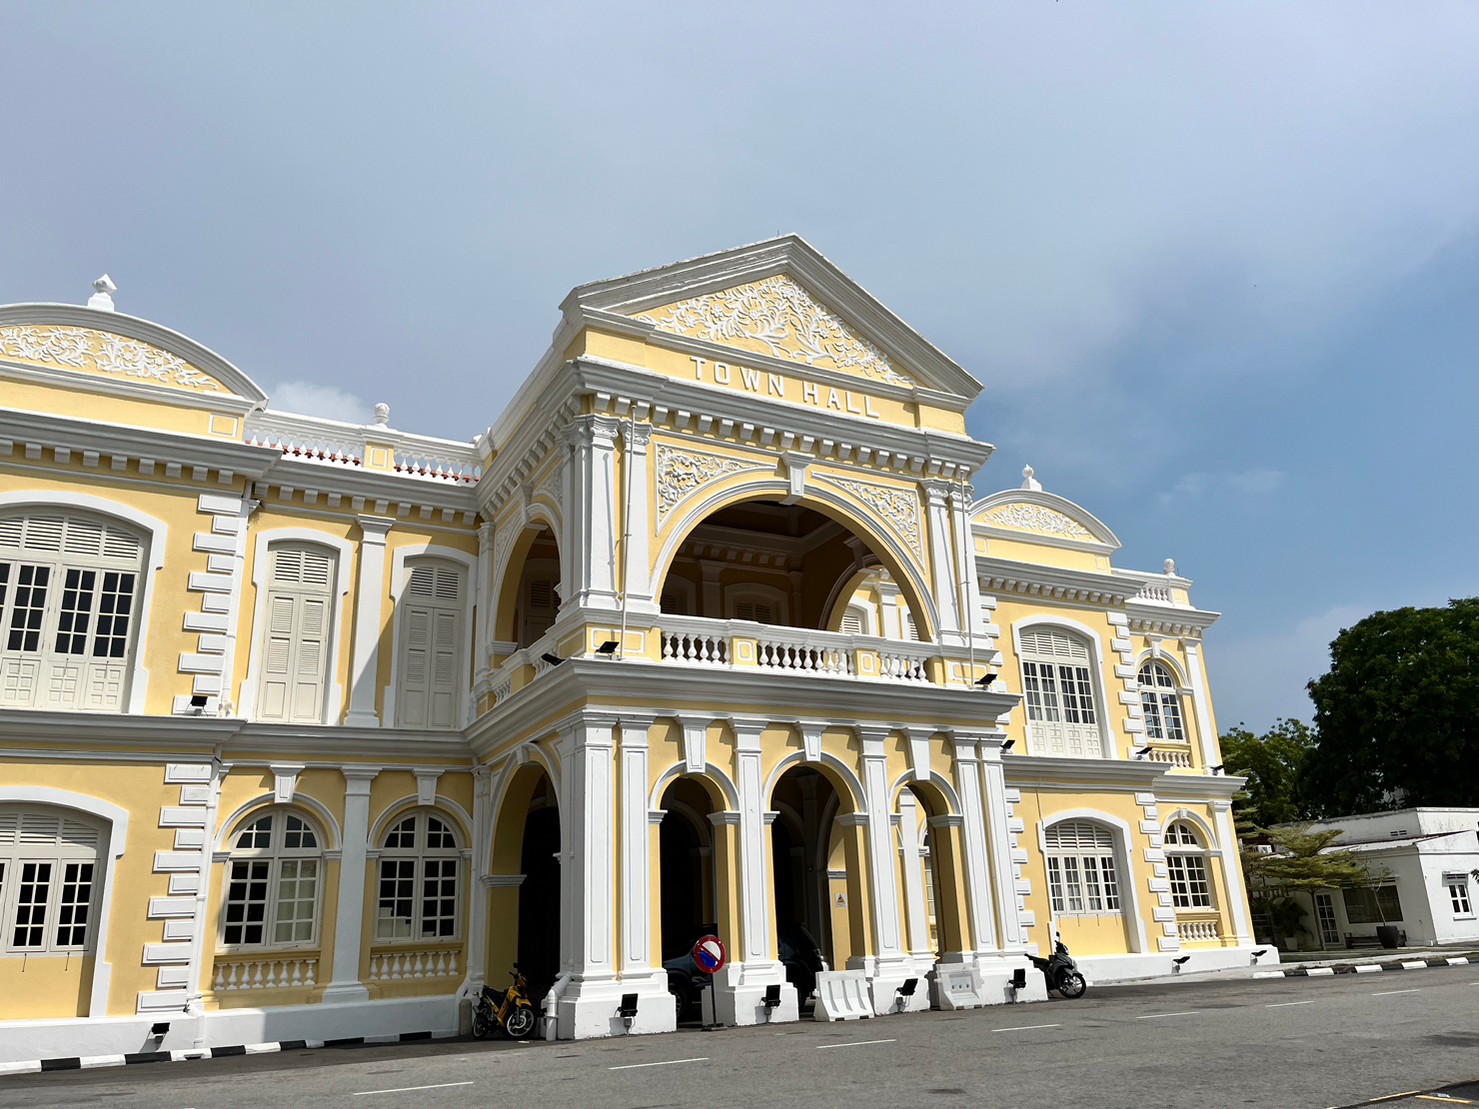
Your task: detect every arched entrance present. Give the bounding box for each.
[657,776,724,1020]
[488,764,561,998]
[493,523,561,648]
[893,782,966,963]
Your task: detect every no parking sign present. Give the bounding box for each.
[692,934,726,975]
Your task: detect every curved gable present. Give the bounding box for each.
[973,488,1121,554]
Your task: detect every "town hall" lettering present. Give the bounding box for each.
[690,356,881,419]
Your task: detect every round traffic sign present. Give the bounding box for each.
[692,934,726,975]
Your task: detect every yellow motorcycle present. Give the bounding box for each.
[471,965,537,1039]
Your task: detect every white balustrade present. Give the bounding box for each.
[661,630,728,665]
[1177,918,1221,943]
[754,631,853,676]
[876,646,930,682]
[1147,747,1194,768]
[212,955,318,992]
[244,411,481,483]
[367,947,461,982]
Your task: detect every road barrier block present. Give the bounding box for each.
[930,964,986,1010]
[813,970,873,1021]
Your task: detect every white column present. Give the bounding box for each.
[323,767,379,1002]
[566,416,621,609]
[465,764,494,990]
[874,576,903,639]
[474,517,495,688]
[923,480,963,645]
[979,735,1024,950]
[949,482,985,645]
[617,716,656,975]
[1211,799,1253,942]
[1183,641,1221,770]
[730,719,773,966]
[344,516,393,726]
[620,422,655,612]
[895,791,931,955]
[948,734,997,954]
[857,726,905,961]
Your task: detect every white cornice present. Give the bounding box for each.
[1001,755,1167,789]
[0,408,278,476]
[976,557,1134,607]
[1152,773,1245,801]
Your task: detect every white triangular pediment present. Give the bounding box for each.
[973,489,1120,551]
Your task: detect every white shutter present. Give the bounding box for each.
[291,596,329,721]
[399,605,431,727]
[1020,629,1090,662]
[429,609,459,727]
[841,609,865,635]
[255,545,335,723]
[396,562,462,729]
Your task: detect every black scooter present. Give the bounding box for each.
[1027,936,1087,999]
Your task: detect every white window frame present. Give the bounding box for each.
[1448,878,1473,918]
[217,808,326,952]
[0,806,105,956]
[372,809,463,943]
[0,495,166,715]
[1138,659,1189,744]
[243,529,352,726]
[1164,819,1214,909]
[725,582,789,625]
[385,545,475,730]
[1044,820,1123,915]
[1013,618,1110,759]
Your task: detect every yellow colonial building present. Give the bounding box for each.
[0,238,1256,1061]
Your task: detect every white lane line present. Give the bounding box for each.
[353,1081,475,1096]
[816,1039,897,1050]
[993,1023,1061,1032]
[1266,999,1318,1008]
[1372,988,1421,997]
[1137,1011,1199,1019]
[609,1057,709,1070]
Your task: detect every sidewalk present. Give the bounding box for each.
[1148,944,1479,986]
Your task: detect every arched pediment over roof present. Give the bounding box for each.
[560,235,984,406]
[0,303,267,414]
[973,488,1121,554]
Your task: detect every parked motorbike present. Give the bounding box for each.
[471,965,537,1038]
[1027,936,1087,999]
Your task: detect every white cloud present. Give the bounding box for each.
[1157,469,1284,506]
[266,381,369,425]
[1226,469,1287,495]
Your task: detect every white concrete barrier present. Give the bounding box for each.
[930,964,986,1010]
[813,970,874,1021]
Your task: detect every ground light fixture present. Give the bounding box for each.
[1000,739,1016,752]
[189,694,208,715]
[618,993,639,1030]
[1010,967,1028,1000]
[1251,948,1269,963]
[595,640,619,656]
[1134,744,1154,759]
[763,983,783,1015]
[1172,955,1192,973]
[1210,764,1225,774]
[540,653,564,667]
[895,977,919,1012]
[975,672,997,688]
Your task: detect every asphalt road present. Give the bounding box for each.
[3,966,1477,1109]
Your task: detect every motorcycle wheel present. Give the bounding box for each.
[1054,969,1087,999]
[471,1007,491,1039]
[504,1005,536,1039]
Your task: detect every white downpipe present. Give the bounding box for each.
[188,751,226,1046]
[617,416,635,658]
[542,973,572,1040]
[956,475,975,685]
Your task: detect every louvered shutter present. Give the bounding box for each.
[397,563,462,728]
[841,609,865,635]
[255,546,334,723]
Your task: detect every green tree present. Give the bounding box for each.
[1219,718,1316,831]
[1242,825,1372,944]
[1305,598,1479,813]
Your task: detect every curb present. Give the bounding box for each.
[0,1029,459,1078]
[1253,955,1472,980]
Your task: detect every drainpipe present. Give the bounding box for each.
[187,747,227,1048]
[542,973,572,1040]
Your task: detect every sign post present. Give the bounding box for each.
[692,934,727,1030]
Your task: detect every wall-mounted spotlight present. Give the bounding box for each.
[1210,764,1225,774]
[763,983,783,1014]
[1010,967,1028,1000]
[1134,744,1154,759]
[1172,955,1191,973]
[975,672,997,688]
[149,1022,171,1040]
[595,640,620,656]
[1251,948,1268,963]
[540,653,565,667]
[1000,739,1016,753]
[895,977,918,1011]
[189,694,208,716]
[618,993,639,1030]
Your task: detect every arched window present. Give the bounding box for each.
[0,512,145,712]
[1165,820,1212,909]
[0,807,103,953]
[254,544,336,723]
[1044,821,1120,914]
[374,810,460,942]
[1139,661,1187,743]
[220,810,323,948]
[396,561,464,729]
[1018,628,1102,758]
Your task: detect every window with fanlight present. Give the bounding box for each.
[0,512,145,712]
[219,809,323,949]
[1044,821,1121,915]
[1139,661,1188,744]
[374,810,461,942]
[1165,820,1213,909]
[1018,628,1103,758]
[0,807,104,955]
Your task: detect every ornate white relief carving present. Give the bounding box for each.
[982,503,1092,540]
[0,325,224,392]
[637,275,915,387]
[655,445,764,524]
[533,458,564,510]
[829,476,922,555]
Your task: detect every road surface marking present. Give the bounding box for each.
[1372,988,1421,996]
[1365,1094,1422,1104]
[1137,1011,1199,1019]
[353,1081,475,1096]
[816,1039,897,1050]
[609,1057,708,1070]
[1266,999,1318,1008]
[993,1023,1061,1032]
[1416,1095,1474,1104]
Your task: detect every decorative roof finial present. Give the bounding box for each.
[88,274,117,312]
[1021,464,1042,492]
[373,402,391,428]
[1164,558,1177,576]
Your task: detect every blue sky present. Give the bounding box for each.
[3,2,1477,732]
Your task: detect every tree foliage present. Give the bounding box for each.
[1219,718,1316,829]
[1240,825,1369,894]
[1305,598,1479,813]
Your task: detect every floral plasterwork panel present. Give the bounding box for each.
[656,445,765,525]
[982,503,1093,541]
[829,476,922,557]
[637,275,915,388]
[0,325,225,393]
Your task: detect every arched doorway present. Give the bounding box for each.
[488,764,561,999]
[493,523,562,649]
[770,765,859,991]
[657,776,723,1020]
[894,782,963,962]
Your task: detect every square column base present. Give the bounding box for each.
[848,954,932,1015]
[711,961,799,1027]
[555,971,676,1039]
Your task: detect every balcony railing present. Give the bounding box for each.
[212,953,319,992]
[367,944,462,982]
[1176,915,1222,944]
